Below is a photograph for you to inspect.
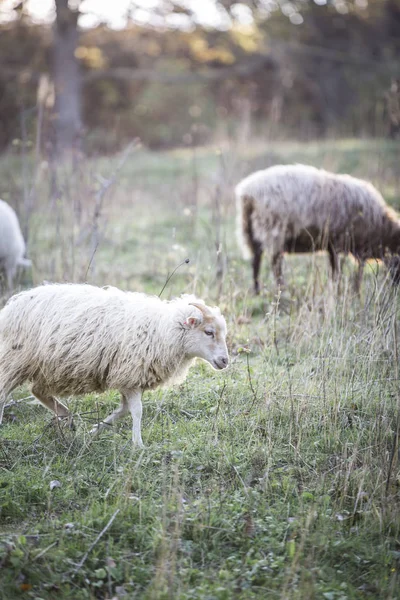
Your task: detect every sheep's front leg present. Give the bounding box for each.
[354,260,365,295]
[90,393,129,434]
[0,392,7,425]
[126,389,144,447]
[327,244,339,280]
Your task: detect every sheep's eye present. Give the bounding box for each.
[205,330,214,337]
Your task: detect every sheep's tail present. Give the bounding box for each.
[235,185,256,260]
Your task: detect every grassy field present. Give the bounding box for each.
[0,138,400,599]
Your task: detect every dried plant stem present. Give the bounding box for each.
[87,138,140,278]
[72,509,120,576]
[386,318,400,494]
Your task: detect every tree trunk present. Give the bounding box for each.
[53,0,82,157]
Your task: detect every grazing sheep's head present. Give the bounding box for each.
[181,301,229,370]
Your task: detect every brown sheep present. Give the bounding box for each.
[236,164,400,293]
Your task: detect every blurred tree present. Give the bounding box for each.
[0,0,83,155]
[385,78,400,138]
[0,0,399,151]
[53,0,83,156]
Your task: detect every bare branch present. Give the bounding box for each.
[83,54,275,84]
[86,138,141,279]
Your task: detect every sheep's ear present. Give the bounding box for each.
[182,315,202,329]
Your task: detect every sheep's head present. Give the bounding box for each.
[384,228,400,283]
[181,301,229,370]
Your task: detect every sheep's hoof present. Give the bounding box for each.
[90,422,115,436]
[89,424,102,435]
[132,440,145,449]
[54,415,75,431]
[67,417,76,431]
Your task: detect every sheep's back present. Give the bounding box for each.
[237,165,389,247]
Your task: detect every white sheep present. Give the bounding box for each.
[0,199,30,290]
[0,284,229,446]
[236,164,400,293]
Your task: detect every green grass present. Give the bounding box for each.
[0,138,400,599]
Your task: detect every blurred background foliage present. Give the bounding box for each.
[0,0,399,155]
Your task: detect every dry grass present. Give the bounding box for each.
[0,138,399,599]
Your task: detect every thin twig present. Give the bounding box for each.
[87,138,140,278]
[72,509,120,576]
[180,409,196,419]
[212,381,227,434]
[273,291,282,356]
[97,441,132,486]
[84,242,99,281]
[158,258,190,298]
[33,541,59,561]
[4,395,35,409]
[386,318,400,494]
[246,353,259,412]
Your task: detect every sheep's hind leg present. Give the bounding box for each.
[0,391,7,425]
[353,260,365,295]
[90,393,129,435]
[31,385,70,420]
[0,373,25,425]
[252,244,263,295]
[272,251,285,289]
[126,390,144,448]
[6,267,16,292]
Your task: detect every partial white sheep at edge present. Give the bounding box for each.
[235,164,400,293]
[0,199,31,290]
[0,283,229,447]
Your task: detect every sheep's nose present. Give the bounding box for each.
[220,356,229,366]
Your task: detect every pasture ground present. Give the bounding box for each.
[0,139,400,599]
